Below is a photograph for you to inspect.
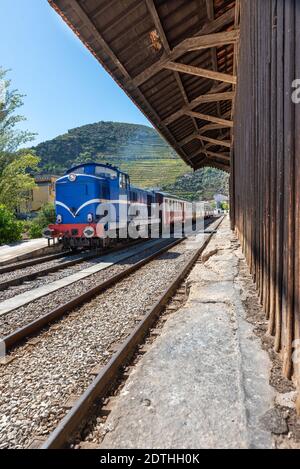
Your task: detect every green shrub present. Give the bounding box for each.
[0,205,23,245]
[29,203,56,239]
[21,220,32,235]
[28,221,42,239]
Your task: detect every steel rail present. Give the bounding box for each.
[41,218,223,449]
[0,251,70,275]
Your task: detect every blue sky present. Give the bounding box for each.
[0,0,151,145]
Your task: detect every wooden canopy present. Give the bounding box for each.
[49,0,240,172]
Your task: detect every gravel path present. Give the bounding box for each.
[0,239,173,337]
[0,239,198,449]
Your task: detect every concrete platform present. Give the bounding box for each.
[0,238,53,266]
[98,218,275,449]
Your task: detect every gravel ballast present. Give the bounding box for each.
[0,238,200,449]
[0,239,174,338]
[0,250,134,302]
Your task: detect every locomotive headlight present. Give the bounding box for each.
[83,226,95,238]
[56,215,62,224]
[68,173,77,182]
[87,213,93,223]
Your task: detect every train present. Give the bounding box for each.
[44,163,214,250]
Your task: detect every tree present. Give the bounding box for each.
[221,201,229,211]
[0,151,40,211]
[29,203,56,239]
[0,205,23,244]
[0,68,39,211]
[0,68,36,158]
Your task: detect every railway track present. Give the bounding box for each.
[0,237,178,340]
[0,251,102,292]
[0,242,156,306]
[0,218,221,449]
[0,250,70,275]
[41,217,223,449]
[0,239,146,293]
[2,237,184,351]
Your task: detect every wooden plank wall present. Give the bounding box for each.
[233,0,300,394]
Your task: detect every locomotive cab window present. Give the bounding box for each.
[95,166,117,179]
[119,174,127,189]
[71,166,85,174]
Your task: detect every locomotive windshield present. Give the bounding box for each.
[71,166,86,174]
[95,166,117,179]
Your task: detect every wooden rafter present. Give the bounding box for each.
[179,132,202,147]
[231,0,241,145]
[178,124,227,150]
[145,0,201,141]
[189,152,206,163]
[145,0,170,52]
[185,111,233,128]
[206,0,223,121]
[179,131,231,148]
[200,123,231,133]
[64,0,194,164]
[164,62,237,85]
[49,0,237,171]
[172,30,239,53]
[145,0,235,160]
[206,150,230,161]
[66,0,131,80]
[198,135,231,148]
[163,91,234,125]
[132,8,235,87]
[189,151,229,170]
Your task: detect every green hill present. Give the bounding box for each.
[34,121,228,200]
[162,168,229,201]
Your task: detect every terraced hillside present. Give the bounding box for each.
[162,168,229,201]
[34,121,229,200]
[34,121,190,188]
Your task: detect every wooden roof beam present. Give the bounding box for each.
[63,0,193,168]
[205,0,223,120]
[145,0,202,141]
[179,132,201,147]
[197,135,232,148]
[178,122,231,147]
[205,0,215,20]
[185,111,233,128]
[206,150,230,161]
[133,8,235,86]
[191,91,234,104]
[189,153,206,163]
[173,30,239,53]
[200,123,231,133]
[146,0,170,53]
[66,0,131,80]
[163,91,234,125]
[165,62,237,85]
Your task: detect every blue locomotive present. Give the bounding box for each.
[46,162,212,250]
